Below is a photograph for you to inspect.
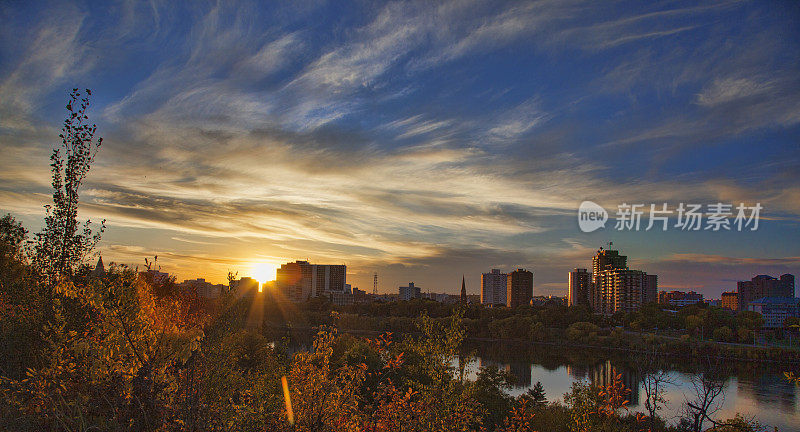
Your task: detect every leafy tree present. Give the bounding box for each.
[0,214,45,380]
[500,398,538,432]
[141,256,179,298]
[469,366,514,429]
[0,214,27,253]
[32,89,105,288]
[0,214,31,296]
[565,322,601,342]
[712,326,734,342]
[783,316,800,330]
[705,414,765,432]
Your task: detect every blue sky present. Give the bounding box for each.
[1,0,799,297]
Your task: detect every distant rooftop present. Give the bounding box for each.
[749,297,800,305]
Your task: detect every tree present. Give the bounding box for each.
[32,88,104,288]
[0,214,29,293]
[500,398,538,432]
[0,214,26,253]
[639,347,675,431]
[522,381,547,407]
[0,214,43,380]
[683,358,727,432]
[712,326,734,342]
[469,366,514,429]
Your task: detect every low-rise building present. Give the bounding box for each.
[179,278,225,298]
[422,292,460,303]
[399,282,421,301]
[658,290,704,308]
[721,291,738,311]
[352,287,370,303]
[746,297,800,328]
[325,290,354,306]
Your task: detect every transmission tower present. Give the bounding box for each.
[373,272,378,295]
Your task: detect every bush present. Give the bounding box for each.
[565,322,601,343]
[713,326,734,342]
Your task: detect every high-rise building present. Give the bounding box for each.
[589,248,656,314]
[781,274,796,297]
[643,274,658,304]
[276,260,347,303]
[232,276,260,297]
[311,264,346,296]
[276,261,313,302]
[591,249,627,309]
[507,269,533,308]
[721,291,738,311]
[737,274,795,311]
[568,268,591,307]
[595,269,648,315]
[481,269,508,306]
[399,282,421,301]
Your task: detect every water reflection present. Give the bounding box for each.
[478,358,532,388]
[462,340,799,431]
[737,373,797,412]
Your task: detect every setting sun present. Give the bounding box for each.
[251,262,277,286]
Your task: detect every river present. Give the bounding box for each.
[460,340,800,431]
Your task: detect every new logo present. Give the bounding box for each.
[578,201,608,232]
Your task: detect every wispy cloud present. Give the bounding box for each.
[663,253,800,266]
[0,0,797,294]
[696,76,776,107]
[487,99,549,140]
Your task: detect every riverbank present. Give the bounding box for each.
[262,320,800,365]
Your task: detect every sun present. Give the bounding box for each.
[251,262,277,286]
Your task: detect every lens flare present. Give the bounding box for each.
[282,376,294,425]
[251,262,277,285]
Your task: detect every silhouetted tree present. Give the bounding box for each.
[0,214,27,253]
[522,381,547,407]
[639,347,675,431]
[683,357,726,432]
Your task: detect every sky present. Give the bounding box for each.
[1,0,799,298]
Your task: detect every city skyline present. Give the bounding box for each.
[1,1,799,297]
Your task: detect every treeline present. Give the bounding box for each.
[257,298,799,363]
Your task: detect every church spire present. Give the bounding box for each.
[92,255,105,277]
[460,275,467,304]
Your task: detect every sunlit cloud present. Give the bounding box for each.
[0,0,798,296]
